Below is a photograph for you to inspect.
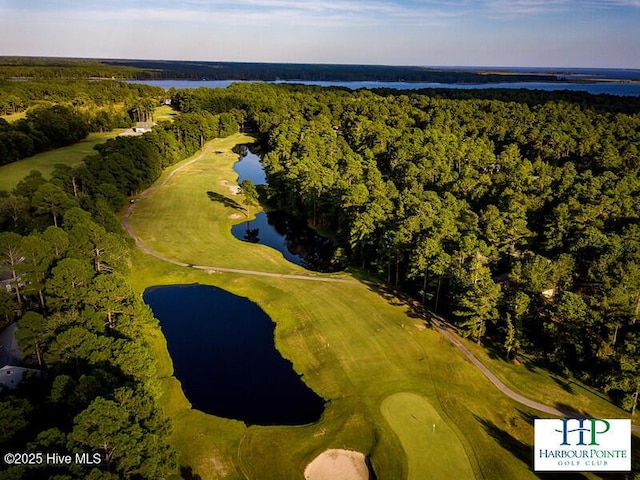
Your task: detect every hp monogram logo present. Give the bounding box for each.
[555,418,610,446]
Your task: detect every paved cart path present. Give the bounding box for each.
[431,318,640,433]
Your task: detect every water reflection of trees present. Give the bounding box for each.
[232,144,249,157]
[266,212,336,272]
[243,226,260,243]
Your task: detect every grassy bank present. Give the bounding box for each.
[126,134,635,479]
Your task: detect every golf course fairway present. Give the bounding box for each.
[124,134,634,479]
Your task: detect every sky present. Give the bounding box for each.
[1,0,639,68]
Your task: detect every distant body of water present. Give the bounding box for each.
[433,66,640,82]
[130,73,640,96]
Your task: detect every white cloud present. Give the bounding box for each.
[0,0,466,28]
[481,0,640,17]
[480,0,570,17]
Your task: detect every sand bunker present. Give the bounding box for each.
[304,449,369,480]
[219,180,240,194]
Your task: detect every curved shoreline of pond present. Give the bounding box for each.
[231,146,338,272]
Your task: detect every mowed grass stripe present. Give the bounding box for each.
[381,392,475,480]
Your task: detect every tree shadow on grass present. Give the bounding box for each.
[363,280,408,307]
[553,402,592,419]
[550,375,575,395]
[474,414,591,480]
[362,281,446,331]
[180,466,202,480]
[474,414,532,466]
[517,408,540,426]
[206,191,244,211]
[482,340,507,361]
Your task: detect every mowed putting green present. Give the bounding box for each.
[0,130,122,191]
[382,393,474,480]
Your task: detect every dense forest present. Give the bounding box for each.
[0,83,239,477]
[0,56,564,83]
[1,77,639,477]
[0,79,164,116]
[0,57,150,80]
[171,83,640,416]
[102,59,561,83]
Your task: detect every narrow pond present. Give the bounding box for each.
[231,145,337,272]
[232,144,266,185]
[144,284,325,425]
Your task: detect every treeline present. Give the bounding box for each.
[0,94,241,477]
[0,172,176,478]
[1,106,90,165]
[374,87,640,115]
[0,80,168,166]
[105,59,561,83]
[0,57,148,80]
[172,83,640,415]
[0,210,176,479]
[0,79,163,115]
[78,109,241,200]
[0,114,239,234]
[2,56,564,84]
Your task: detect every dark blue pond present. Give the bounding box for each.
[143,284,325,425]
[231,212,336,272]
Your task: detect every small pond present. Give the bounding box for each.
[231,145,338,272]
[144,284,325,425]
[231,212,337,272]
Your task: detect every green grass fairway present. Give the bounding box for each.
[154,104,178,122]
[0,130,122,191]
[129,134,352,279]
[126,135,636,480]
[381,392,475,480]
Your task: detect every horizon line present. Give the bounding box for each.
[2,55,640,72]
